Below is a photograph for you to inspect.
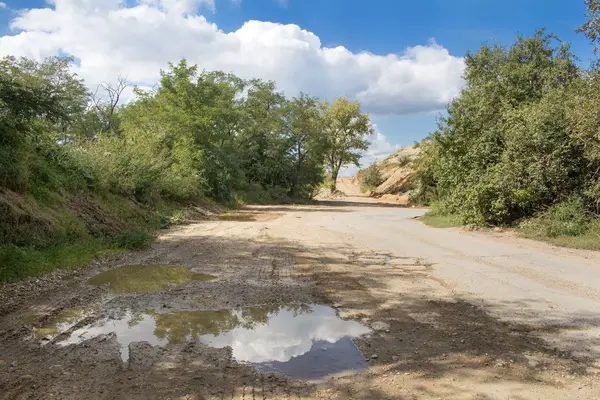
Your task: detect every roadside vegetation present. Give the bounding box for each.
[413,0,600,250]
[358,163,383,192]
[419,206,463,229]
[0,58,371,282]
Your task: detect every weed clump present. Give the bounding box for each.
[111,229,155,250]
[519,199,600,250]
[359,163,383,192]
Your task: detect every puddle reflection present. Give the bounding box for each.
[58,304,370,379]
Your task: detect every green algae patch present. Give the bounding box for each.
[19,313,41,325]
[88,265,217,293]
[35,308,87,338]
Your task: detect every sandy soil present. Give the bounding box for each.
[1,200,600,399]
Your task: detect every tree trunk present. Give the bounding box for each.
[330,157,344,192]
[330,168,340,192]
[291,144,305,197]
[290,170,298,197]
[328,149,338,192]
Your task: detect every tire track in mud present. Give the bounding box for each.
[250,226,298,285]
[253,247,295,283]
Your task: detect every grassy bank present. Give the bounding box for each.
[0,239,115,283]
[519,227,600,250]
[0,178,304,284]
[518,200,600,251]
[0,184,209,283]
[418,200,600,251]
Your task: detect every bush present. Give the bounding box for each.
[520,198,591,238]
[397,154,411,168]
[233,183,293,205]
[360,163,383,191]
[111,229,155,250]
[413,32,600,228]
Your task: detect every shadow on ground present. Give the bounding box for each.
[1,223,598,399]
[244,199,418,213]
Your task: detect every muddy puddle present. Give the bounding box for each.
[217,213,257,222]
[35,308,89,339]
[57,304,370,380]
[88,265,217,293]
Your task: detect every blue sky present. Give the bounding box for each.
[206,0,592,149]
[215,0,592,149]
[0,0,595,164]
[211,0,592,56]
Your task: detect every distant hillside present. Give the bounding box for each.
[356,145,421,204]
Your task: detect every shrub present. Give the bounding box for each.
[520,198,591,238]
[412,32,600,227]
[360,163,383,191]
[397,154,411,168]
[111,229,155,250]
[233,183,293,205]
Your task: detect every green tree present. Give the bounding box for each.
[0,56,88,192]
[238,79,290,190]
[415,31,582,224]
[322,98,372,192]
[577,0,600,55]
[564,71,600,215]
[284,93,326,197]
[80,59,332,203]
[118,60,246,201]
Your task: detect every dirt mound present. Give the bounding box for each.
[313,187,346,200]
[379,193,411,205]
[374,146,420,195]
[355,145,420,202]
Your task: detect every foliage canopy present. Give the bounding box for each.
[415,28,600,227]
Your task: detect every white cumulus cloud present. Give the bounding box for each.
[138,0,216,14]
[0,0,465,117]
[201,305,371,363]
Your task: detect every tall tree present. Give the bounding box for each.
[0,56,88,191]
[238,79,289,189]
[322,98,372,191]
[577,0,600,56]
[285,93,325,197]
[91,76,129,135]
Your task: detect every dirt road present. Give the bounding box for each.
[1,198,599,399]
